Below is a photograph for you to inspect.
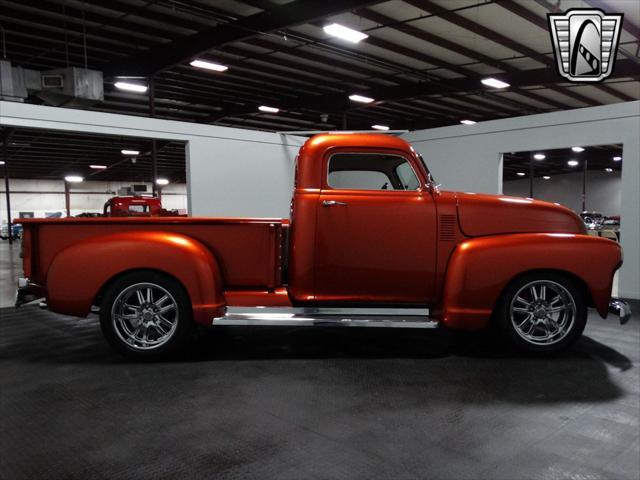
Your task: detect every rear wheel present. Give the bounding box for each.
[496,272,587,354]
[100,271,193,360]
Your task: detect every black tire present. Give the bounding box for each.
[99,270,193,360]
[495,271,587,355]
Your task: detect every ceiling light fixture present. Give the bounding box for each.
[258,105,279,113]
[481,77,510,89]
[571,146,585,152]
[460,119,476,125]
[121,149,140,155]
[371,124,389,131]
[349,94,375,103]
[114,81,148,93]
[605,168,613,172]
[567,160,579,167]
[543,176,551,180]
[189,59,228,72]
[516,172,526,176]
[156,178,170,185]
[0,161,4,165]
[64,175,83,183]
[89,165,107,169]
[323,23,368,43]
[613,156,622,161]
[533,153,546,160]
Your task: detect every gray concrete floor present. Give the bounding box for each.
[1,240,639,480]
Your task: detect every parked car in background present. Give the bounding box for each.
[16,134,630,360]
[0,223,22,240]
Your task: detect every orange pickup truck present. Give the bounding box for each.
[16,134,630,359]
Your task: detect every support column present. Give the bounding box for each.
[581,157,588,212]
[2,128,13,245]
[529,152,534,198]
[149,75,158,196]
[64,181,71,217]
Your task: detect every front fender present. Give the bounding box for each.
[46,231,224,325]
[441,233,622,330]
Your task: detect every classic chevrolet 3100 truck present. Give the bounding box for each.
[16,134,631,359]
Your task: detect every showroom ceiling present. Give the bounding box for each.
[0,0,638,181]
[1,128,186,183]
[502,144,623,181]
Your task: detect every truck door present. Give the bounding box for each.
[314,149,437,304]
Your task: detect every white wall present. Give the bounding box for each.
[187,134,303,218]
[0,179,187,222]
[503,170,622,215]
[403,101,640,300]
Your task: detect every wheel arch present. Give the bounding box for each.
[440,233,621,330]
[46,231,226,324]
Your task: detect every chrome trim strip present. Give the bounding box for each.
[609,298,632,325]
[213,307,437,329]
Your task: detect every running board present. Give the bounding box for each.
[212,307,438,328]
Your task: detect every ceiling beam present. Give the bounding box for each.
[103,0,384,77]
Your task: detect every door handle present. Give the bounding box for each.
[322,200,348,207]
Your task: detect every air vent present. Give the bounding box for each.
[439,214,457,241]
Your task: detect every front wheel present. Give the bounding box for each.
[496,272,587,354]
[100,271,193,360]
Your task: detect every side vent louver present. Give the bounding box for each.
[439,214,457,241]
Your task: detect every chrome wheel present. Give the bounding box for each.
[510,280,576,346]
[111,282,179,351]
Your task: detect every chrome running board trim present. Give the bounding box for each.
[212,307,438,329]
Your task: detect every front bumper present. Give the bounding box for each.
[609,298,632,325]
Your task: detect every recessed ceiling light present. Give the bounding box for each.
[571,146,585,152]
[605,168,613,172]
[533,153,546,160]
[90,165,107,169]
[460,119,476,125]
[114,81,148,93]
[613,156,622,161]
[371,124,389,131]
[516,172,526,176]
[323,23,368,43]
[0,161,5,165]
[258,105,279,113]
[481,77,510,89]
[567,160,579,167]
[121,149,140,155]
[349,94,375,103]
[64,175,83,183]
[156,178,169,185]
[543,176,551,180]
[189,59,228,72]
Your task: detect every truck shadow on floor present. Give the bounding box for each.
[1,309,633,405]
[191,325,632,368]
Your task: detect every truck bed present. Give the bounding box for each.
[19,217,288,290]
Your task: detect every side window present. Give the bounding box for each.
[327,153,420,191]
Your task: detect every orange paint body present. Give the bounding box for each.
[17,134,623,328]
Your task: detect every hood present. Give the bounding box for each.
[455,192,586,237]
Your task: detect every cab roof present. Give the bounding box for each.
[296,133,416,189]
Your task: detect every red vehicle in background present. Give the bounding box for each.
[104,196,163,217]
[103,196,185,217]
[15,133,631,360]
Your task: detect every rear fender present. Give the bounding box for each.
[440,233,622,330]
[46,231,224,325]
